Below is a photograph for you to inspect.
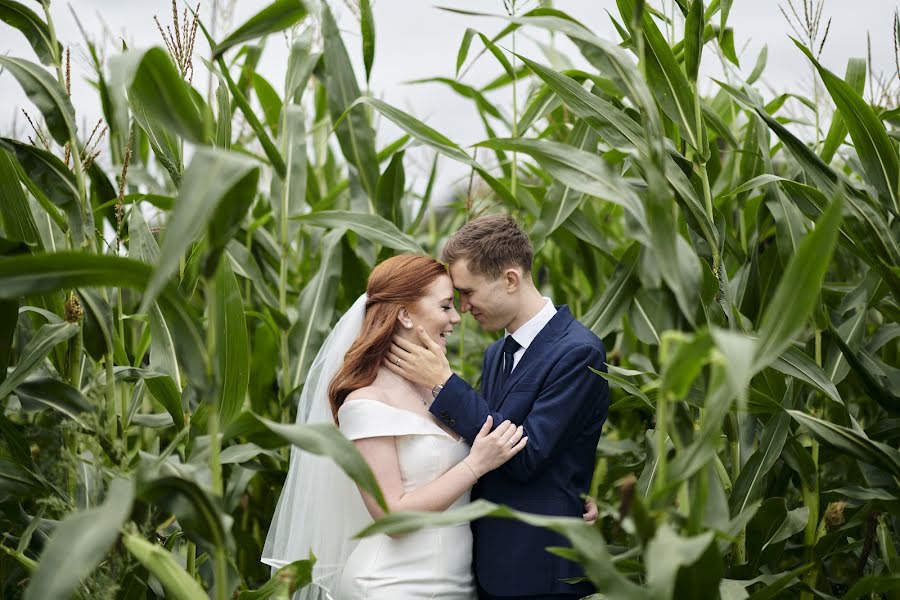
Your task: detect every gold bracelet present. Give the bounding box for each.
[461,460,479,484]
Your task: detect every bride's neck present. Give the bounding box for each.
[377,366,429,396]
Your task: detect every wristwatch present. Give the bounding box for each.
[431,383,444,398]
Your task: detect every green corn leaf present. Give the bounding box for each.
[456,28,476,76]
[729,410,790,517]
[347,96,516,206]
[820,58,866,164]
[752,193,843,373]
[284,28,320,102]
[715,80,841,194]
[0,148,41,248]
[141,372,184,429]
[582,243,641,337]
[0,299,15,389]
[0,321,77,400]
[475,31,515,79]
[237,557,315,600]
[0,457,43,497]
[137,476,232,553]
[515,55,717,250]
[319,1,379,203]
[14,377,94,429]
[114,47,208,144]
[142,148,259,312]
[0,56,75,146]
[770,346,843,406]
[122,533,207,600]
[360,0,375,83]
[0,0,61,66]
[0,253,206,383]
[747,44,767,84]
[271,105,307,241]
[257,417,388,511]
[794,39,899,212]
[0,138,82,243]
[645,525,722,600]
[840,575,900,600]
[110,367,184,429]
[616,0,706,155]
[253,73,282,134]
[530,121,596,249]
[828,322,900,414]
[788,410,900,480]
[213,0,308,58]
[684,0,705,82]
[718,27,739,67]
[216,80,231,148]
[476,137,646,226]
[374,149,405,224]
[129,207,183,389]
[225,240,283,317]
[292,210,422,253]
[288,229,343,390]
[24,479,134,600]
[215,258,250,427]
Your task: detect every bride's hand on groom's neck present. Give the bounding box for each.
[384,327,453,389]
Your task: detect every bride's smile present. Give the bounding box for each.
[396,274,461,349]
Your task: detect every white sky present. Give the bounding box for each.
[2,0,897,195]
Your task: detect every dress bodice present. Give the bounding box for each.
[335,399,477,598]
[338,399,471,508]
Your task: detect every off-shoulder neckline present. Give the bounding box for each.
[339,398,463,442]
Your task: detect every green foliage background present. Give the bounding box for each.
[0,0,898,598]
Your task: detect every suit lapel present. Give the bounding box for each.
[495,306,574,410]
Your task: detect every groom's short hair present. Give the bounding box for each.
[441,214,533,279]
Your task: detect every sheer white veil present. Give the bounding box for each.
[261,293,373,598]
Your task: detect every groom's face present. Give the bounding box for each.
[448,259,512,332]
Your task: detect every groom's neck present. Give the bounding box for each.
[506,286,547,334]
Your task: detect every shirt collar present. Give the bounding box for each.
[506,298,556,351]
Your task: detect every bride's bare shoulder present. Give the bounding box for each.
[343,386,391,405]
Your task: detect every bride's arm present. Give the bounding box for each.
[352,417,526,523]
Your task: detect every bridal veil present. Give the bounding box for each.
[261,294,373,599]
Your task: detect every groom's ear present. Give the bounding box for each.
[397,307,414,329]
[504,268,523,292]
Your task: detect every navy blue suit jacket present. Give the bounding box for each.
[430,306,609,597]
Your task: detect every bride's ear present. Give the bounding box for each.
[397,307,414,330]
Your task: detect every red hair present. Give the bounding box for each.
[328,255,448,422]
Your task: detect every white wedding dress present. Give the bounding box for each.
[335,398,476,599]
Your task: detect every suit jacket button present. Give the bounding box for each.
[439,411,448,418]
[449,419,456,426]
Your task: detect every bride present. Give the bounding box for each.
[262,255,527,599]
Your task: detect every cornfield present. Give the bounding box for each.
[0,0,899,598]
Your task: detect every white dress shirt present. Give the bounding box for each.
[505,297,557,372]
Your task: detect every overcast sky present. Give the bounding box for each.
[2,0,897,194]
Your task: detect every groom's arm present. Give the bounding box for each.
[434,344,607,482]
[386,330,608,482]
[430,370,493,442]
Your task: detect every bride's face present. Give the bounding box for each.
[404,274,461,349]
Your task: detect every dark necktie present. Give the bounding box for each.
[498,335,521,390]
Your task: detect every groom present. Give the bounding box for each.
[386,214,609,599]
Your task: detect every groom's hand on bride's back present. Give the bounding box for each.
[385,327,453,388]
[583,499,598,524]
